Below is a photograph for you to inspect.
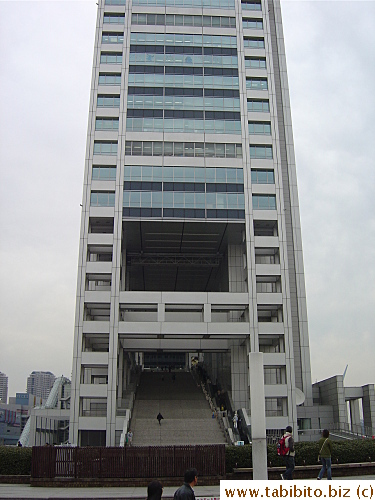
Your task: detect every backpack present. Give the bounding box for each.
[277,435,289,456]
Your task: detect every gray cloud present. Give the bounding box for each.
[0,1,374,398]
[281,1,375,385]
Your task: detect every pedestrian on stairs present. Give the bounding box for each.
[174,468,198,500]
[127,429,133,446]
[157,412,164,425]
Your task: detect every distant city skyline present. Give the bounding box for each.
[0,1,374,399]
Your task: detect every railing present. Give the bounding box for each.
[297,424,375,442]
[192,369,234,446]
[31,445,226,479]
[329,422,374,439]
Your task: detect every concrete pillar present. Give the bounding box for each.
[29,413,36,447]
[349,399,361,431]
[249,352,268,480]
[362,384,375,435]
[231,342,248,408]
[158,303,165,322]
[117,349,124,406]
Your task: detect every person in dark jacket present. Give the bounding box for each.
[147,480,163,500]
[157,412,164,425]
[173,468,198,500]
[317,429,333,480]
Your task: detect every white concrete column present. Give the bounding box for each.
[249,352,268,480]
[117,349,124,406]
[204,303,211,323]
[158,303,165,322]
[349,399,361,430]
[29,413,36,447]
[231,342,249,408]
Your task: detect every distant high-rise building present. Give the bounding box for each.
[0,372,8,404]
[26,371,56,401]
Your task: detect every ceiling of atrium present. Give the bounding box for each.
[122,220,244,292]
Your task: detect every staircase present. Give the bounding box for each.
[130,371,227,446]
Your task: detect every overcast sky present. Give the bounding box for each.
[0,1,374,400]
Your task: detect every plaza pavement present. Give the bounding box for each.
[1,477,375,499]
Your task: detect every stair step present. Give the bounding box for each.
[129,372,226,446]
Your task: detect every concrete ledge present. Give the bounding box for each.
[29,476,223,488]
[232,462,375,480]
[2,463,374,487]
[0,475,30,484]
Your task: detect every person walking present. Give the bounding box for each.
[157,412,164,425]
[147,480,163,500]
[280,426,295,480]
[127,429,133,446]
[233,411,239,429]
[174,468,198,500]
[317,429,333,480]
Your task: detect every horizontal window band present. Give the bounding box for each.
[127,109,240,120]
[122,208,245,219]
[206,183,244,193]
[123,207,162,217]
[129,45,237,56]
[163,182,205,192]
[123,182,244,193]
[128,87,239,98]
[128,65,238,76]
[124,181,162,191]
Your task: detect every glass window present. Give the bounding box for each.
[94,141,118,155]
[97,95,120,107]
[242,18,263,29]
[104,13,125,24]
[251,169,274,184]
[123,141,244,158]
[100,52,123,64]
[102,33,124,44]
[92,166,117,180]
[205,143,215,157]
[96,118,119,130]
[99,73,121,85]
[91,191,115,207]
[241,1,261,11]
[252,194,276,210]
[250,145,273,159]
[130,142,140,155]
[248,122,271,135]
[248,99,269,112]
[142,142,152,156]
[245,57,266,69]
[225,143,235,158]
[153,142,163,156]
[246,78,268,90]
[244,37,265,49]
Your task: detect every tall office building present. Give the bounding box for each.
[26,371,56,401]
[70,0,313,446]
[0,372,8,404]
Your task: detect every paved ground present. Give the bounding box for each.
[1,477,374,499]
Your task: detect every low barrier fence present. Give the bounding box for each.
[31,445,226,479]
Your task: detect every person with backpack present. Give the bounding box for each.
[278,425,295,480]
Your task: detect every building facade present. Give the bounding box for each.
[0,372,8,404]
[27,371,56,401]
[0,394,36,446]
[70,0,313,446]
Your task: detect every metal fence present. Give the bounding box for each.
[31,445,226,479]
